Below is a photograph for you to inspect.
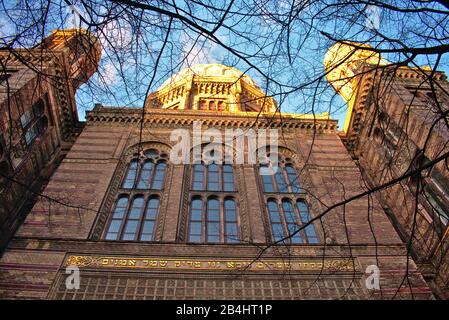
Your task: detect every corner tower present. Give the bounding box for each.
[0,29,101,254]
[325,42,449,299]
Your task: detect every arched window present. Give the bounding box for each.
[187,145,240,243]
[104,147,168,241]
[20,98,48,146]
[260,150,319,244]
[266,199,319,244]
[259,156,301,193]
[122,149,167,190]
[188,196,240,243]
[105,195,161,241]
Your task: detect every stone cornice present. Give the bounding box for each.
[86,106,339,133]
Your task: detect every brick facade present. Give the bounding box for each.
[1,32,446,300]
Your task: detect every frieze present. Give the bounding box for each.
[65,254,358,272]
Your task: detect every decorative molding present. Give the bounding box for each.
[90,140,173,241]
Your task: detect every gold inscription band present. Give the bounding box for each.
[65,255,358,272]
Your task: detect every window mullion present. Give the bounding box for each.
[118,193,132,240]
[134,161,143,189]
[135,195,148,240]
[293,200,306,243]
[219,165,223,192]
[283,166,292,193]
[279,201,290,243]
[271,173,278,193]
[202,197,207,242]
[220,198,225,243]
[203,165,207,191]
[148,160,157,189]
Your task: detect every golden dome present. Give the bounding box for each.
[147,63,277,113]
[158,64,259,91]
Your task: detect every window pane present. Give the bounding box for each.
[140,234,153,241]
[191,199,203,220]
[285,165,300,193]
[287,223,303,243]
[141,221,155,234]
[189,222,202,235]
[224,199,237,221]
[145,149,159,158]
[207,199,220,221]
[296,201,319,243]
[296,201,310,223]
[193,164,204,190]
[105,232,118,240]
[137,161,153,189]
[152,162,166,190]
[25,125,38,145]
[267,200,281,222]
[20,110,33,127]
[207,222,220,236]
[123,220,138,234]
[189,234,202,242]
[129,197,144,219]
[223,164,235,191]
[112,197,128,219]
[122,233,135,241]
[189,198,204,242]
[123,160,139,188]
[207,235,220,243]
[207,164,220,191]
[308,237,320,244]
[108,220,122,233]
[282,200,296,223]
[145,198,160,219]
[305,226,318,237]
[275,169,289,193]
[225,223,238,236]
[260,166,275,192]
[272,223,284,241]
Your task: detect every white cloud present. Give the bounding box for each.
[101,61,118,86]
[97,20,133,54]
[180,35,218,68]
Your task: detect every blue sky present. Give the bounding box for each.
[1,1,447,130]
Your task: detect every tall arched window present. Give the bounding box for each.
[187,146,240,243]
[104,147,168,241]
[259,150,320,244]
